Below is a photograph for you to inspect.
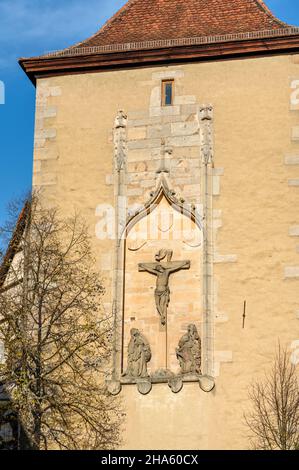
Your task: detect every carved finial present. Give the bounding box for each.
[113,110,127,171]
[199,104,214,165]
[199,105,213,121]
[114,109,127,129]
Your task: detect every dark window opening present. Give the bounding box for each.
[162,80,174,106]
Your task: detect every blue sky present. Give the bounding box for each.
[0,0,299,227]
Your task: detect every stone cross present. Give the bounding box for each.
[138,249,191,326]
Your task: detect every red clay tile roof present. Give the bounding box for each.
[20,0,299,84]
[72,0,288,50]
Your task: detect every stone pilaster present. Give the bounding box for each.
[33,79,60,189]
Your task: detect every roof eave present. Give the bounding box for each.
[19,33,299,85]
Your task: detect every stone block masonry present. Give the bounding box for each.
[122,69,203,207]
[33,79,59,189]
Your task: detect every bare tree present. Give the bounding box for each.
[245,345,299,450]
[0,196,122,450]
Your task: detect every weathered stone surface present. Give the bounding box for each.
[147,124,171,139]
[152,70,184,80]
[128,139,160,150]
[180,185,200,199]
[100,253,113,271]
[214,254,238,264]
[214,351,233,363]
[141,179,156,188]
[127,110,149,120]
[288,179,299,187]
[107,380,122,396]
[127,148,152,163]
[213,209,222,218]
[211,217,220,229]
[38,128,57,140]
[213,168,225,176]
[49,86,62,97]
[199,375,215,393]
[128,117,160,127]
[171,121,199,136]
[174,95,196,105]
[43,106,57,118]
[150,86,161,107]
[34,148,58,161]
[105,174,114,185]
[137,380,152,395]
[127,187,143,197]
[291,126,299,141]
[167,135,200,147]
[127,171,156,183]
[34,172,57,187]
[152,369,174,381]
[34,138,46,150]
[33,160,42,173]
[289,226,299,236]
[128,127,147,140]
[285,155,299,165]
[213,176,221,196]
[285,267,299,279]
[174,177,197,186]
[150,106,180,117]
[180,104,198,115]
[168,376,183,393]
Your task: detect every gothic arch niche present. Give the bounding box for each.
[107,178,215,395]
[125,194,202,368]
[108,106,216,396]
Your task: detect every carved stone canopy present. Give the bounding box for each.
[124,175,202,238]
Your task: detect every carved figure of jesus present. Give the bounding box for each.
[138,249,191,326]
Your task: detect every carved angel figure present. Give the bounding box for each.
[176,324,202,375]
[123,329,151,379]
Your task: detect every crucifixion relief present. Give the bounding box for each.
[138,249,191,326]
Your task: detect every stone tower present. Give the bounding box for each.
[19,0,299,449]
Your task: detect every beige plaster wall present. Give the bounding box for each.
[31,53,299,450]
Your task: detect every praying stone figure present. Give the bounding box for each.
[176,324,202,375]
[123,329,151,379]
[138,249,191,326]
